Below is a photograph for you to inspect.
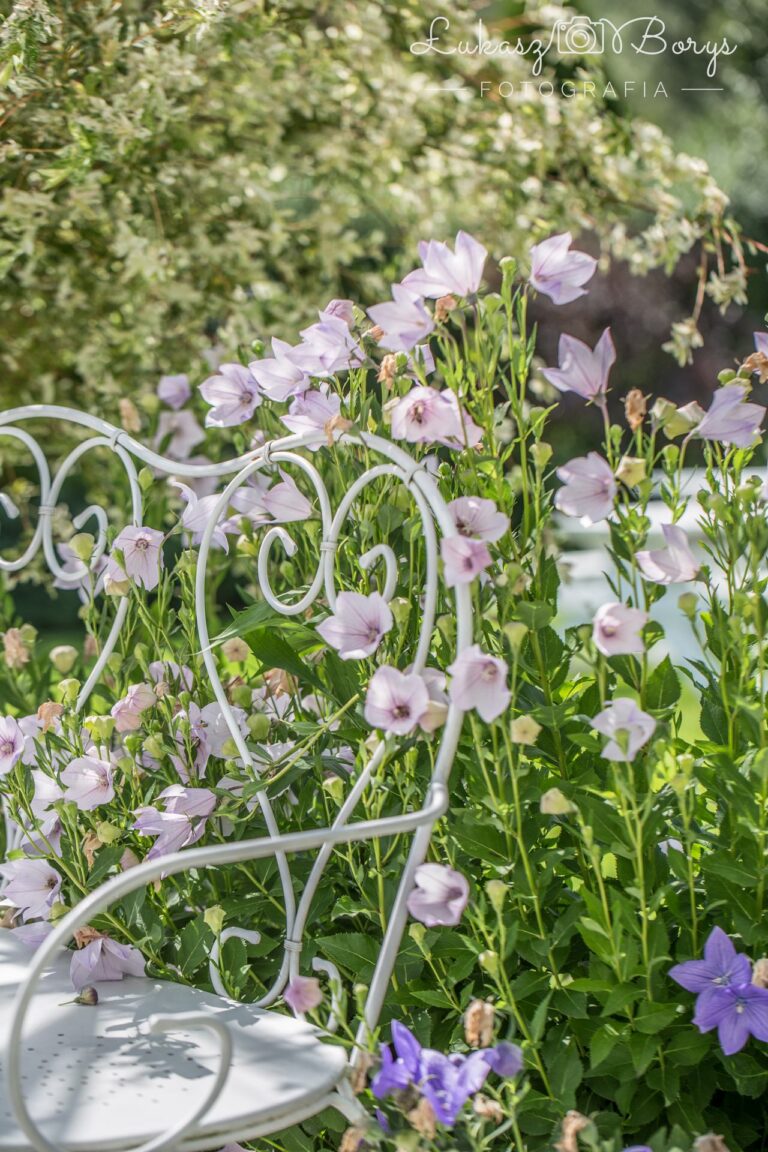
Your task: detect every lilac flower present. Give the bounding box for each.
[22,813,62,859]
[542,329,615,405]
[171,481,233,551]
[284,975,323,1014]
[289,312,364,376]
[420,1048,490,1126]
[364,666,429,735]
[371,1020,422,1097]
[440,392,482,450]
[636,524,700,585]
[53,542,107,602]
[111,525,165,591]
[402,231,487,298]
[756,332,768,357]
[133,785,216,860]
[483,1042,523,1078]
[70,936,146,989]
[447,645,510,722]
[368,285,435,353]
[323,298,355,326]
[157,374,190,410]
[149,660,193,692]
[154,410,206,461]
[197,702,248,759]
[592,698,656,761]
[694,983,768,1056]
[407,863,469,927]
[111,683,156,733]
[693,385,765,448]
[389,386,459,445]
[0,715,24,775]
[61,754,115,810]
[0,858,62,919]
[670,927,752,995]
[555,452,616,525]
[249,338,310,402]
[199,364,261,427]
[528,232,597,304]
[31,769,64,818]
[280,390,341,440]
[317,592,393,659]
[441,536,492,586]
[10,921,53,950]
[448,496,509,542]
[592,603,648,657]
[262,471,312,523]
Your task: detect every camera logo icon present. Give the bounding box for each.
[556,16,605,55]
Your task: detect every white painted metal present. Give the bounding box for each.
[0,405,473,1151]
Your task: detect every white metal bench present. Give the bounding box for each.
[0,405,472,1152]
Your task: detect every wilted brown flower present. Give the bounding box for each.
[435,294,458,322]
[744,350,768,384]
[119,398,142,433]
[407,1097,437,1140]
[473,1093,503,1123]
[339,1127,366,1152]
[624,388,647,431]
[325,412,353,446]
[3,627,30,669]
[37,700,64,732]
[350,1051,373,1095]
[74,926,104,949]
[366,325,384,343]
[694,1136,730,1152]
[82,832,103,870]
[264,667,297,698]
[554,1110,591,1152]
[464,998,495,1048]
[377,354,398,387]
[752,958,768,988]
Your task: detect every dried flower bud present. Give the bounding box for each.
[435,294,458,322]
[0,906,18,929]
[743,350,768,384]
[752,958,768,988]
[350,1051,373,1095]
[339,1128,367,1152]
[74,926,104,949]
[510,715,541,745]
[264,667,297,698]
[624,388,647,431]
[407,1097,437,1139]
[3,627,31,669]
[615,456,646,487]
[694,1136,731,1152]
[82,832,103,870]
[75,986,99,1007]
[324,413,353,446]
[464,998,495,1048]
[377,353,398,387]
[473,1093,503,1123]
[119,398,142,433]
[554,1110,591,1152]
[37,700,64,731]
[366,325,385,343]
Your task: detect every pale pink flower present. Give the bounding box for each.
[284,975,324,1015]
[154,410,206,461]
[592,698,656,761]
[448,496,509,542]
[418,667,449,733]
[441,391,483,449]
[389,386,473,446]
[149,660,193,691]
[317,592,393,659]
[441,536,492,586]
[407,863,469,927]
[70,936,146,989]
[693,386,765,448]
[61,754,115,810]
[364,666,429,735]
[249,338,310,402]
[592,603,648,657]
[262,471,312,522]
[31,769,64,818]
[111,525,165,591]
[133,785,216,859]
[289,312,365,376]
[170,481,233,551]
[528,232,597,304]
[157,374,190,410]
[447,645,510,722]
[280,390,341,439]
[111,683,156,733]
[10,921,53,950]
[1,858,61,919]
[555,453,616,525]
[402,231,487,298]
[542,329,615,405]
[197,702,248,759]
[199,363,261,427]
[367,285,435,352]
[636,524,700,585]
[323,298,355,326]
[0,715,24,775]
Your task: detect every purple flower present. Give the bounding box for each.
[364,666,429,735]
[390,386,460,445]
[199,364,261,427]
[483,1042,523,1078]
[171,481,234,551]
[528,232,597,304]
[0,858,62,919]
[0,715,24,775]
[157,374,190,410]
[670,927,752,995]
[284,975,323,1015]
[262,471,313,523]
[289,312,365,376]
[555,452,616,525]
[542,329,615,405]
[371,1020,422,1098]
[756,332,768,357]
[693,385,765,448]
[323,298,355,326]
[149,660,193,691]
[592,698,656,761]
[694,984,768,1056]
[592,602,648,657]
[154,410,206,461]
[368,285,435,353]
[317,592,393,659]
[111,683,156,733]
[420,1049,490,1126]
[407,863,469,927]
[402,231,487,298]
[441,536,492,586]
[636,524,699,585]
[70,936,146,989]
[133,785,216,860]
[111,525,165,591]
[447,645,510,722]
[61,754,115,810]
[448,496,509,542]
[280,390,341,440]
[249,338,310,402]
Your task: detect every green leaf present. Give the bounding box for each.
[645,655,681,710]
[547,1041,582,1109]
[316,933,380,981]
[633,1002,680,1034]
[245,627,322,689]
